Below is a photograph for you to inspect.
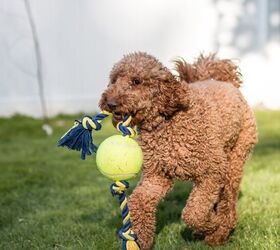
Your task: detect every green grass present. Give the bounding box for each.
[0,111,279,250]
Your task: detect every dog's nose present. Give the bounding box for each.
[107,100,118,110]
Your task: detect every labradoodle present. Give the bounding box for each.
[99,52,257,249]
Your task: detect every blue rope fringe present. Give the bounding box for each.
[57,113,109,159]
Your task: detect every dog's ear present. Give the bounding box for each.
[166,80,189,115]
[173,80,189,109]
[157,69,189,116]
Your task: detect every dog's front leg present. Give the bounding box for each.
[128,175,173,250]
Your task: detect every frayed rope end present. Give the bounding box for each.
[57,113,109,159]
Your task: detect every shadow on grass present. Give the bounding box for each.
[79,181,194,239]
[78,207,123,238]
[155,180,245,243]
[77,181,139,232]
[156,181,193,234]
[76,181,195,242]
[253,140,280,156]
[79,210,112,224]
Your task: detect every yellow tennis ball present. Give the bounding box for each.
[96,135,143,180]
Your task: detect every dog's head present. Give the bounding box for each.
[99,52,188,129]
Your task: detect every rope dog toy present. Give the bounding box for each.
[58,111,135,159]
[58,111,142,250]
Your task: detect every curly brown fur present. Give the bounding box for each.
[99,52,257,250]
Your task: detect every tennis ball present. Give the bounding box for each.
[96,135,143,180]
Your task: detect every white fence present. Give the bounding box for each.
[0,0,279,117]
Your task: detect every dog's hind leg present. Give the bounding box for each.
[205,110,257,246]
[181,173,225,236]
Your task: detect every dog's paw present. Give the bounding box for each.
[204,226,230,246]
[191,230,205,241]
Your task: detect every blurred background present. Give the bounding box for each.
[0,1,279,250]
[0,0,280,118]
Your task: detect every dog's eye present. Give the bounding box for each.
[132,78,141,85]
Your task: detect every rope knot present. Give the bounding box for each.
[110,180,129,195]
[117,115,136,137]
[81,116,99,130]
[58,110,110,159]
[58,110,136,160]
[118,229,138,241]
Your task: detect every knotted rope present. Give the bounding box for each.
[58,111,136,159]
[116,115,136,138]
[58,110,110,159]
[111,181,140,250]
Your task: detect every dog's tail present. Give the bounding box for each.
[174,54,242,88]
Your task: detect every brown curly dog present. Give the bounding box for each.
[99,52,257,249]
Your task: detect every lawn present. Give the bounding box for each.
[0,111,279,250]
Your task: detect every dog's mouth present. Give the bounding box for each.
[112,110,139,124]
[112,112,123,121]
